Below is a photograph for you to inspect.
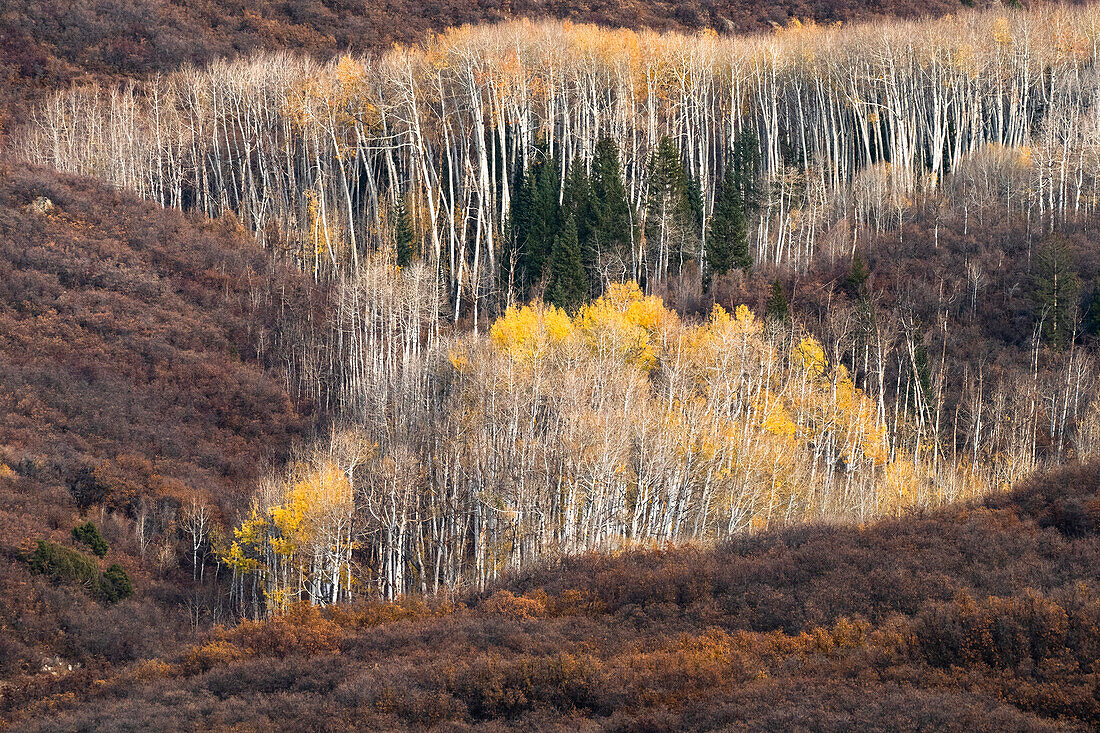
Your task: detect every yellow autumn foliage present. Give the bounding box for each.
[271,462,353,548]
[478,283,941,526]
[227,461,358,613]
[575,282,670,370]
[490,301,574,363]
[489,283,673,370]
[794,336,828,378]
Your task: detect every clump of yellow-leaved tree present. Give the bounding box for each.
[224,279,984,615]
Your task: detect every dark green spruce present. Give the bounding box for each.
[546,215,587,312]
[393,195,416,268]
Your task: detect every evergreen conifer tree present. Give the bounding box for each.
[1032,236,1081,350]
[546,215,587,312]
[731,130,761,213]
[766,280,789,321]
[845,252,870,297]
[645,136,699,282]
[99,564,133,603]
[72,521,109,557]
[590,138,635,278]
[707,161,751,281]
[707,131,760,285]
[563,163,597,291]
[508,151,561,292]
[393,195,415,268]
[1084,280,1100,340]
[686,173,704,231]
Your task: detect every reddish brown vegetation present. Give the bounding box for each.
[0,0,1013,118]
[4,461,1098,730]
[0,162,308,686]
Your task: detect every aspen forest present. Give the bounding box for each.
[15,4,1100,611]
[4,1,1100,729]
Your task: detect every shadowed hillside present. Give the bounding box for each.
[0,162,311,685]
[4,461,1098,730]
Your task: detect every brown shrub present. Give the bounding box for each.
[480,590,548,620]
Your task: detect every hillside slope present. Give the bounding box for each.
[6,462,1099,730]
[0,0,1009,118]
[0,162,309,683]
